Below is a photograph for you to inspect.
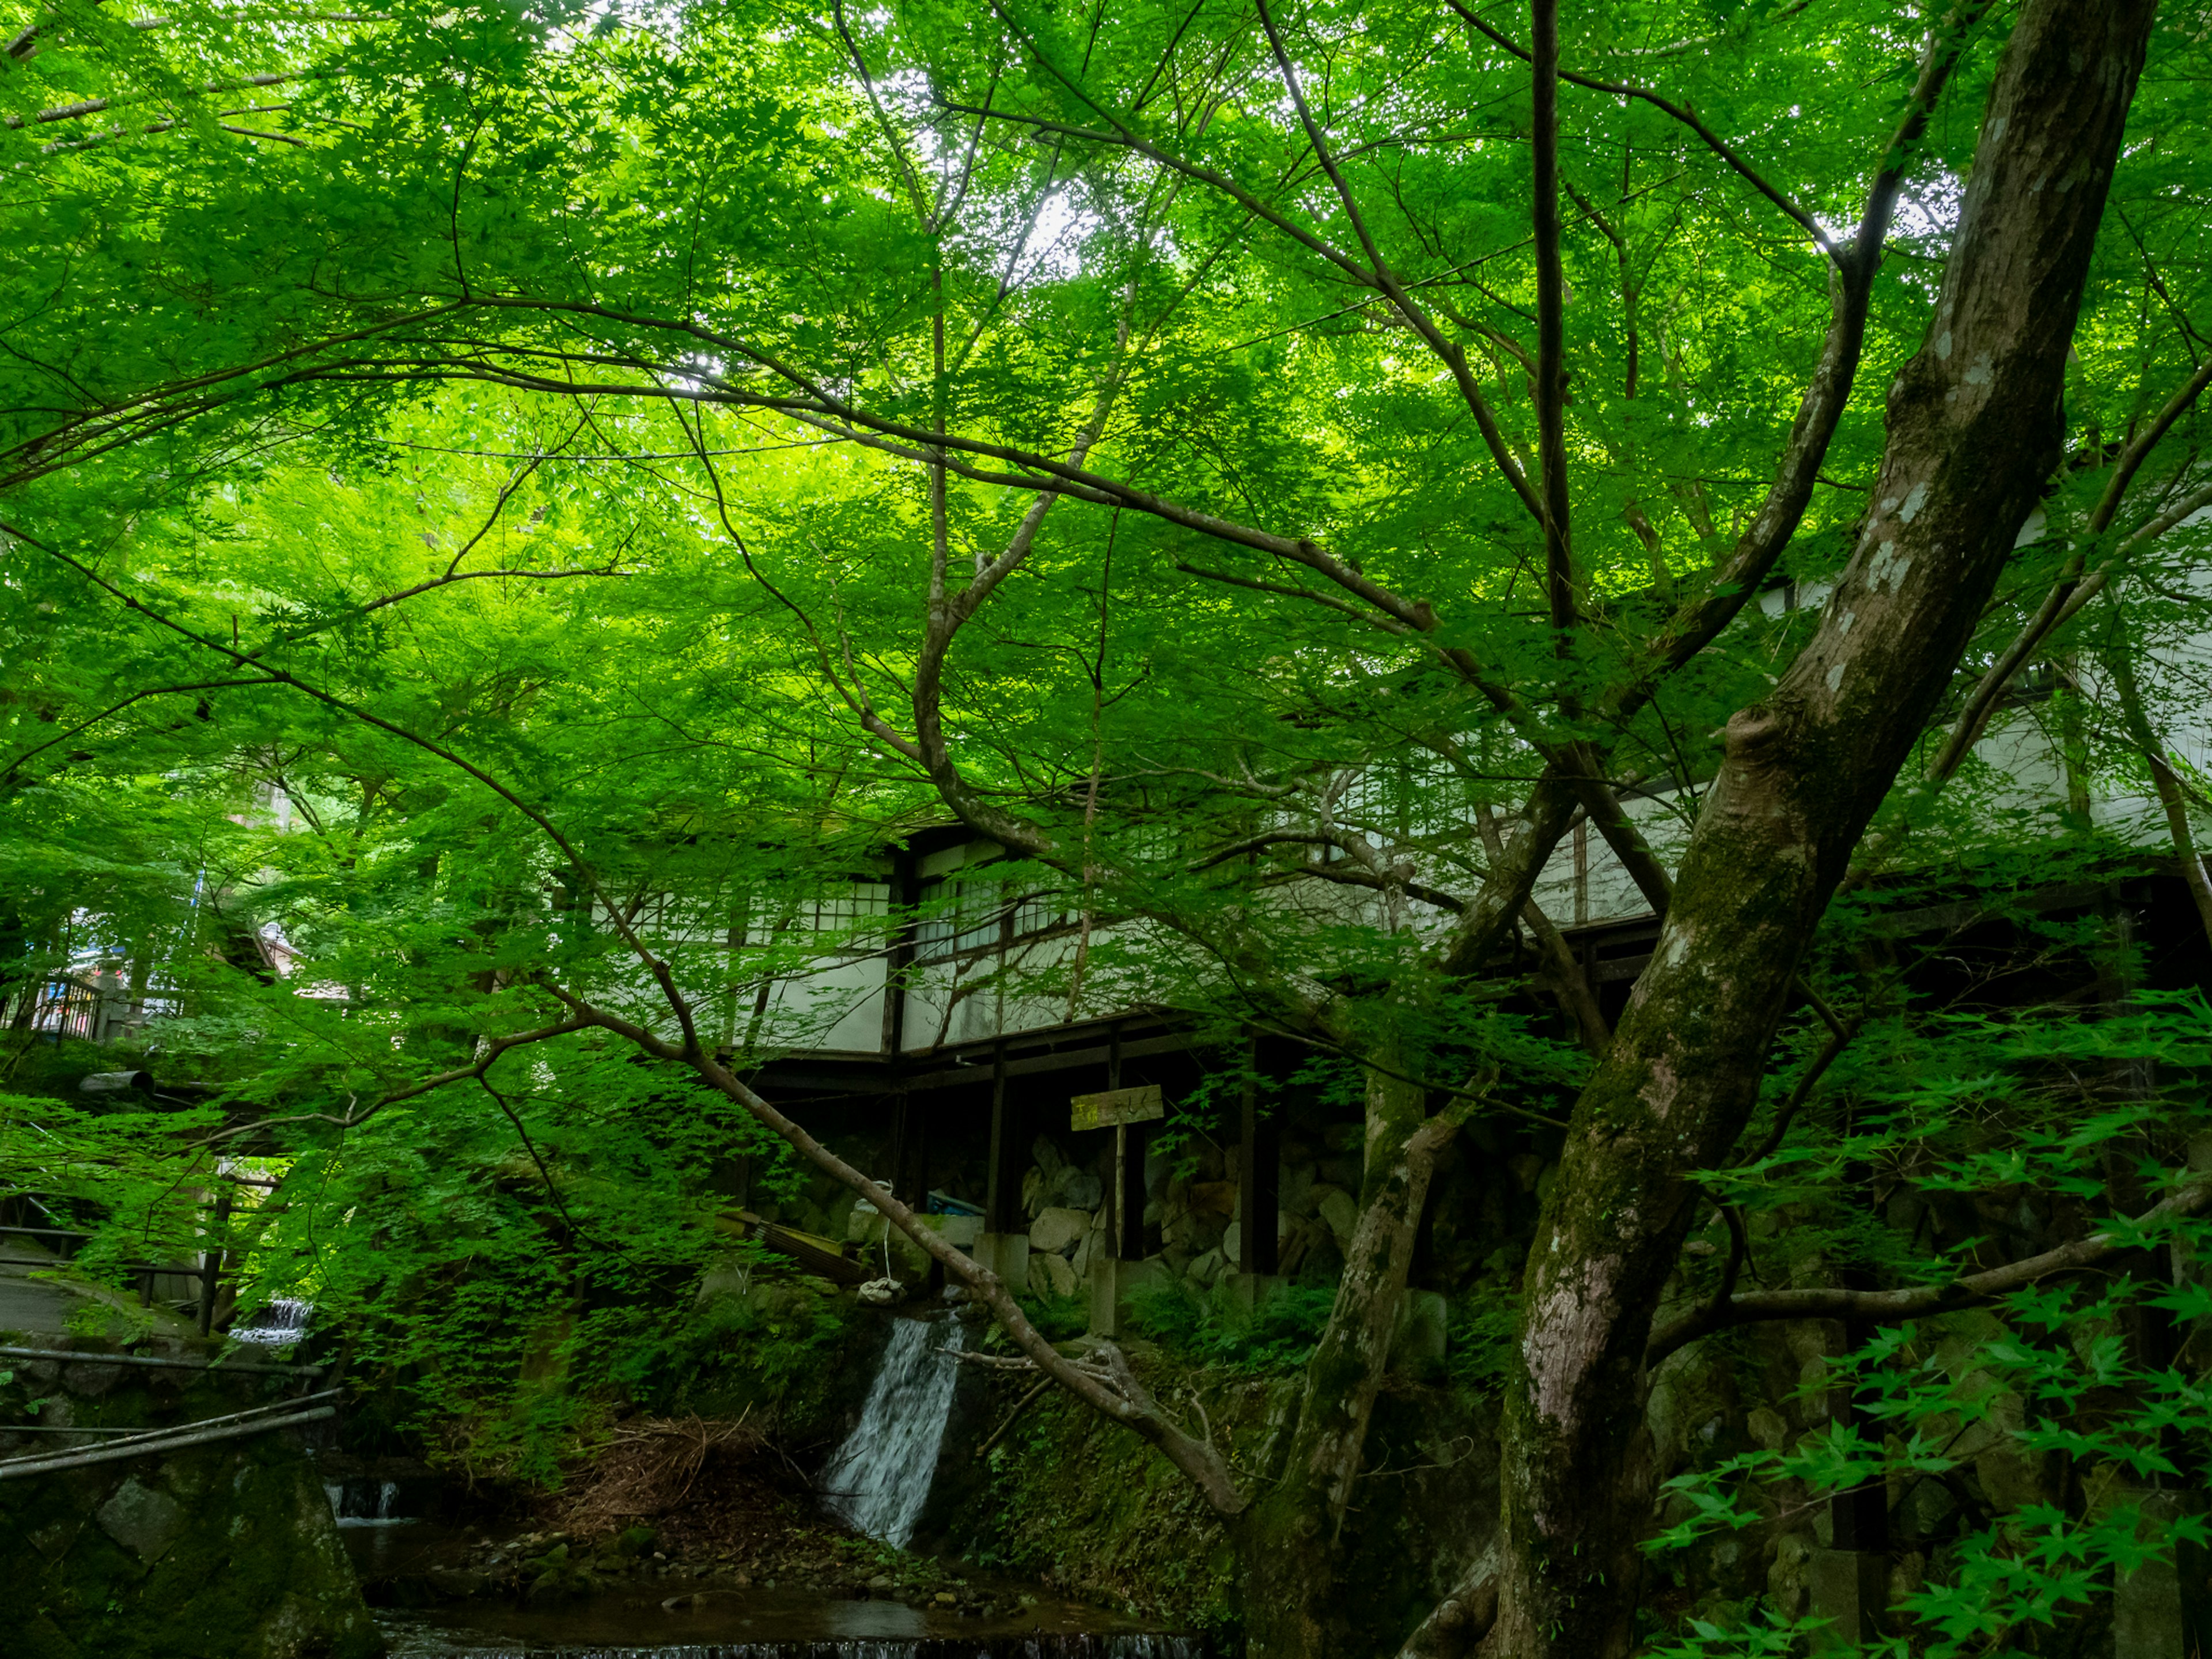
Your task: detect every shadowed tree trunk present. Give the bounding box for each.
[1240,1063,1454,1659]
[1482,2,2159,1654]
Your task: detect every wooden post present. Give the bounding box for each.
[985,1041,1022,1234]
[1116,1122,1147,1260]
[1238,1029,1279,1276]
[889,1090,927,1211]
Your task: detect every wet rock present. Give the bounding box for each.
[427,1568,487,1599]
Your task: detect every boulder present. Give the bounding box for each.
[1029,1251,1079,1299]
[1032,1135,1066,1176]
[97,1479,185,1563]
[1188,1180,1236,1217]
[1052,1168,1103,1210]
[1029,1206,1090,1254]
[1316,1187,1358,1247]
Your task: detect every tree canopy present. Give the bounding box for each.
[4,0,2212,1654]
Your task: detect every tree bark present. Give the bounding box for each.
[1482,4,2157,1654]
[1241,1065,1452,1659]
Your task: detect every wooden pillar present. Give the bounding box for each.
[1827,1316,1889,1554]
[1238,1031,1280,1276]
[889,1090,928,1211]
[985,1043,1024,1234]
[1117,1120,1147,1260]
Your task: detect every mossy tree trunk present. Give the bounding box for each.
[1241,1062,1455,1659]
[1480,5,2158,1654]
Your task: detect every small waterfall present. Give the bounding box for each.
[233,1295,312,1346]
[818,1316,970,1548]
[327,1475,415,1527]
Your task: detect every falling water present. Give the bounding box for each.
[232,1295,313,1346]
[326,1476,414,1527]
[817,1316,969,1548]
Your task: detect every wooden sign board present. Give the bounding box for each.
[1070,1084,1164,1132]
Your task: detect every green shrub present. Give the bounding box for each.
[1124,1277,1338,1371]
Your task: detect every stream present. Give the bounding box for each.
[349,1314,1206,1659]
[376,1595,1204,1658]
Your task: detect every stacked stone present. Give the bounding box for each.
[1013,1122,1370,1297]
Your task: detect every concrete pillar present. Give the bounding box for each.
[1222,1271,1282,1315]
[1088,1256,1168,1338]
[2111,1490,2209,1656]
[1808,1550,1887,1649]
[972,1231,1029,1291]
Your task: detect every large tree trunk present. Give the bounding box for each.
[1241,1064,1451,1659]
[1482,3,2157,1654]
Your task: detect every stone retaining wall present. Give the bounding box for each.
[0,1334,381,1659]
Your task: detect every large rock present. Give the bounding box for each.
[1316,1186,1359,1247]
[1188,1180,1236,1217]
[1051,1168,1103,1211]
[1029,1206,1090,1255]
[1184,1211,1228,1254]
[97,1478,186,1562]
[1028,1251,1080,1299]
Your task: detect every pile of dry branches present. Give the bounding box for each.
[554,1412,761,1536]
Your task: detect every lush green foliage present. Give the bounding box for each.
[1,0,2210,1647]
